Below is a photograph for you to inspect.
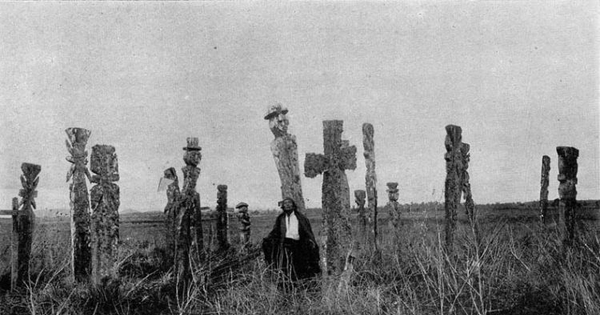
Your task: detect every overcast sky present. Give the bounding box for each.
[1,1,598,212]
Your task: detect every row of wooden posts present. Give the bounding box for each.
[3,118,582,290]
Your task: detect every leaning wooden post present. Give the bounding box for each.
[539,155,551,223]
[304,120,357,276]
[354,190,367,237]
[65,127,92,282]
[12,163,41,289]
[444,125,463,252]
[362,123,378,252]
[557,147,579,244]
[216,185,229,251]
[89,145,120,285]
[265,104,306,211]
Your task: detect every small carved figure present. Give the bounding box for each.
[236,202,251,250]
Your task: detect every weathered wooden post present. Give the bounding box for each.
[174,137,202,283]
[362,123,378,251]
[354,190,367,236]
[216,185,229,251]
[444,125,463,252]
[539,155,551,223]
[265,104,306,211]
[162,167,181,256]
[386,182,401,229]
[65,127,92,282]
[305,120,357,275]
[235,202,251,251]
[557,147,579,244]
[89,145,120,285]
[460,143,479,243]
[13,163,40,289]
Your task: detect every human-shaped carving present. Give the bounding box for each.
[265,103,306,212]
[386,182,401,229]
[235,202,251,251]
[13,163,41,288]
[89,145,120,285]
[65,127,92,281]
[176,138,202,281]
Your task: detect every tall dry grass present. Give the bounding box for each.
[1,213,599,315]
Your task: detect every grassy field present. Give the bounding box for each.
[0,203,599,314]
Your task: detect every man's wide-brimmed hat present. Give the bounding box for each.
[183,137,202,151]
[236,202,248,208]
[264,103,288,120]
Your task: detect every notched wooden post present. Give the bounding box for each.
[444,125,463,252]
[539,155,551,223]
[265,104,306,211]
[89,145,120,285]
[304,120,357,275]
[65,127,92,282]
[13,163,41,290]
[216,185,229,251]
[362,123,378,252]
[557,146,579,244]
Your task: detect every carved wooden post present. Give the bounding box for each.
[444,125,463,252]
[65,127,92,282]
[163,167,180,256]
[362,123,378,251]
[265,104,306,211]
[305,120,357,275]
[354,190,367,236]
[89,145,120,285]
[236,202,251,251]
[386,183,400,229]
[460,143,479,243]
[557,147,579,244]
[12,163,40,289]
[175,138,202,283]
[540,155,551,223]
[216,185,229,251]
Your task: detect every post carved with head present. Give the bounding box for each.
[12,163,40,289]
[556,146,579,244]
[386,183,400,229]
[89,145,120,285]
[304,120,357,275]
[65,127,92,282]
[265,103,306,211]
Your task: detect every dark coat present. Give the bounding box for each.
[262,210,321,280]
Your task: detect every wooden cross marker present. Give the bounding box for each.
[89,145,120,285]
[304,120,357,275]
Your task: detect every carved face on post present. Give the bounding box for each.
[90,145,118,180]
[264,103,289,138]
[183,137,202,167]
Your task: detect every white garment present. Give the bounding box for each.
[285,212,300,240]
